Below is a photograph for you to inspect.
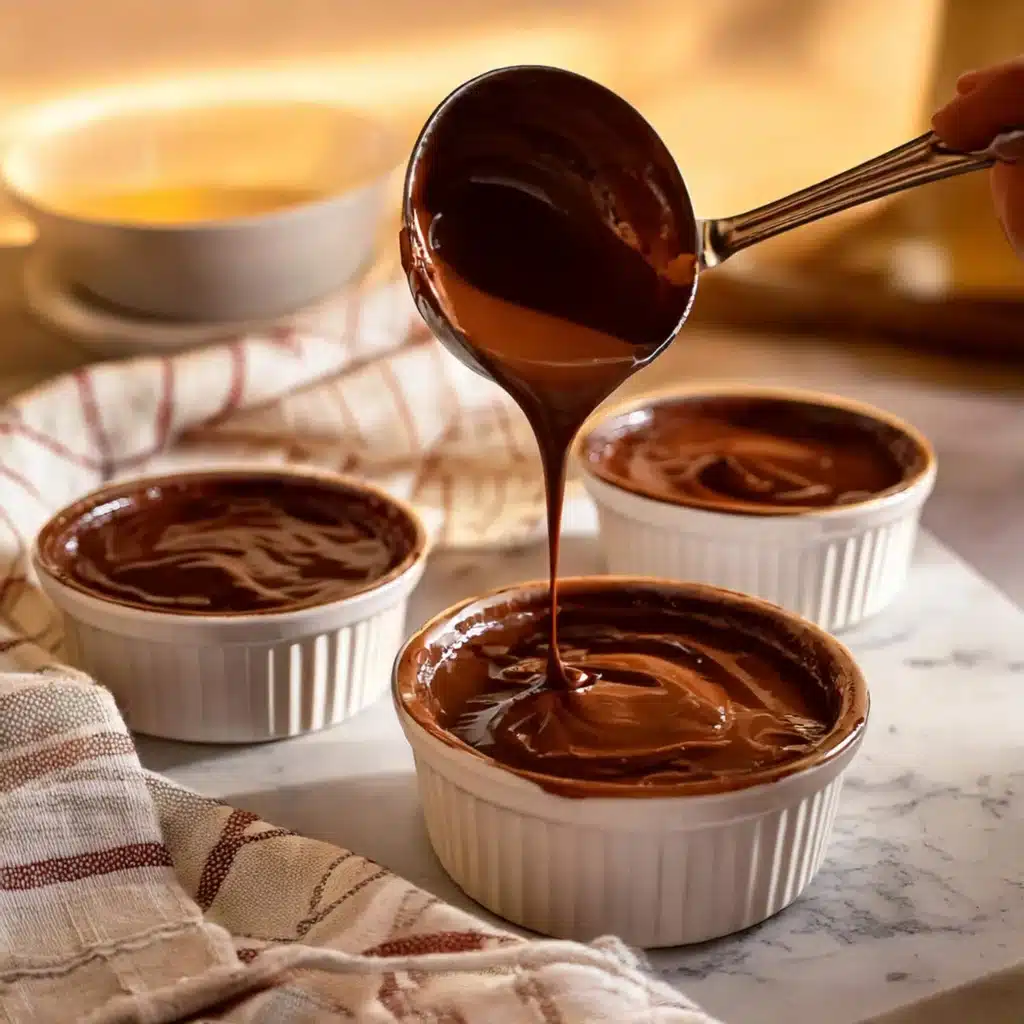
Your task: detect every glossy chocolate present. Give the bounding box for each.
[583,394,929,515]
[36,471,422,615]
[397,579,867,797]
[401,66,697,686]
[398,70,867,795]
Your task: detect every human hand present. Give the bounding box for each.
[931,57,1024,258]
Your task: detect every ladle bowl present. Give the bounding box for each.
[400,64,1023,382]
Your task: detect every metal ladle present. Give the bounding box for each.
[401,65,1023,376]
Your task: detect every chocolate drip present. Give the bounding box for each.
[402,67,697,688]
[399,69,869,792]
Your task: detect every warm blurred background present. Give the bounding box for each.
[0,0,1021,371]
[0,0,1019,588]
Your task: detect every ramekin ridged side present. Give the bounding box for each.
[393,577,869,949]
[578,387,937,633]
[582,470,931,632]
[55,595,415,743]
[397,703,863,949]
[33,469,428,744]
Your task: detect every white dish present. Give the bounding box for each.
[577,385,937,633]
[34,466,428,743]
[394,576,869,948]
[22,247,269,356]
[4,100,395,322]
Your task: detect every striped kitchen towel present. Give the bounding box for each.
[0,258,721,1022]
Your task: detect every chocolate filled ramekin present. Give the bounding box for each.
[34,466,428,743]
[577,385,936,632]
[393,576,868,948]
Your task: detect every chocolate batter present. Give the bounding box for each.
[36,471,422,615]
[401,67,697,687]
[583,395,928,514]
[397,579,866,797]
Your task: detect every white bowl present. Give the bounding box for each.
[577,385,937,633]
[393,577,869,948]
[34,467,428,743]
[2,100,396,321]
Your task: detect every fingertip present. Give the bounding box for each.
[930,105,968,149]
[955,69,983,94]
[932,70,990,145]
[931,65,1024,151]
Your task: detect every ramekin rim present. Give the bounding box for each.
[574,382,937,520]
[32,463,431,628]
[397,698,866,814]
[392,574,870,801]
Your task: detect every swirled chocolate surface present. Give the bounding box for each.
[37,472,421,615]
[400,581,866,797]
[583,395,926,515]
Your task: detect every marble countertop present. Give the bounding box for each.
[136,521,1024,1024]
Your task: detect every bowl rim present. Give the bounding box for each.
[0,97,399,232]
[392,573,870,802]
[574,382,937,520]
[33,464,430,634]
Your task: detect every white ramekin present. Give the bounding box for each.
[33,467,428,744]
[393,577,868,949]
[577,385,937,633]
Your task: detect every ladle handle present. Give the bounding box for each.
[701,128,1024,268]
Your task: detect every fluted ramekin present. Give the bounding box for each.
[393,576,868,948]
[577,385,937,633]
[34,466,428,743]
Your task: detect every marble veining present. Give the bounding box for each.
[137,523,1024,1024]
[645,529,1024,1022]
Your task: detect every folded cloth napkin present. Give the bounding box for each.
[0,260,722,1022]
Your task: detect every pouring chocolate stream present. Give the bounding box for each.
[399,64,1018,704]
[400,67,697,689]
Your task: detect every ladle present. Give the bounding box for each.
[400,64,1023,378]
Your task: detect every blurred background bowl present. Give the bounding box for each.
[1,99,397,322]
